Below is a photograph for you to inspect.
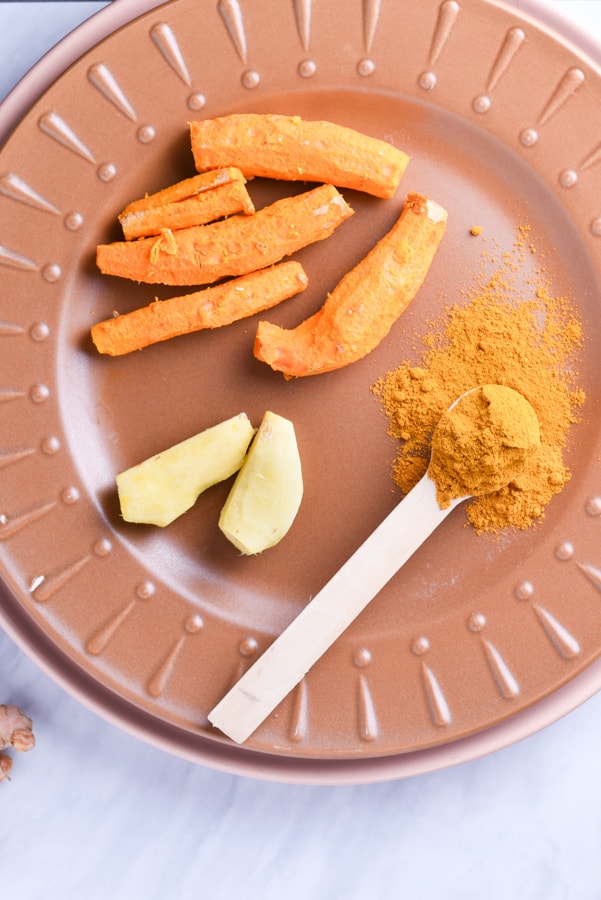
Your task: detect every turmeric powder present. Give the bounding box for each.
[428,385,541,507]
[373,230,585,533]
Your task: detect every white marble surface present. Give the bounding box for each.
[1,1,601,897]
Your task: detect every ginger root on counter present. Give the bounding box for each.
[0,704,35,783]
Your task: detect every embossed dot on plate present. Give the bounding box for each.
[556,541,575,561]
[41,436,60,455]
[519,128,539,147]
[468,612,487,632]
[64,211,84,231]
[559,169,578,188]
[357,59,375,77]
[298,59,316,78]
[136,580,155,600]
[94,537,112,556]
[61,486,80,505]
[187,93,206,111]
[591,218,601,237]
[473,94,492,114]
[241,70,260,89]
[30,322,50,342]
[42,263,62,282]
[137,124,156,144]
[97,163,117,182]
[515,580,534,600]
[586,496,601,516]
[185,614,204,633]
[239,636,259,657]
[353,647,372,668]
[30,383,50,403]
[411,636,430,656]
[418,71,437,91]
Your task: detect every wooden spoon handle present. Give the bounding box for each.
[209,475,461,744]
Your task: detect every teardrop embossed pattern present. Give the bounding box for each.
[0,0,600,780]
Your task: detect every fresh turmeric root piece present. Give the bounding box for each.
[0,705,35,752]
[91,261,308,355]
[190,114,409,199]
[96,184,353,286]
[120,168,247,216]
[0,754,11,782]
[119,179,255,240]
[0,704,35,780]
[254,193,447,377]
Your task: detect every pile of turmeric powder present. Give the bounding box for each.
[373,229,585,534]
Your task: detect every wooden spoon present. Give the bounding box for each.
[208,386,538,744]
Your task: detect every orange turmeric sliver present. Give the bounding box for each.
[96,184,354,287]
[119,179,255,240]
[120,168,247,216]
[190,114,409,199]
[253,193,448,377]
[91,261,308,356]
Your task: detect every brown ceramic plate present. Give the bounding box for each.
[1,0,600,783]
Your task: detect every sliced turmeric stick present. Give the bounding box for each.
[96,184,354,287]
[190,114,409,199]
[120,168,247,216]
[253,193,448,377]
[119,179,255,240]
[91,261,308,356]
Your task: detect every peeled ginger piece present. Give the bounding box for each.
[117,413,255,527]
[219,411,303,554]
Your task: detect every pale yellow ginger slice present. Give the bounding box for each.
[117,413,255,527]
[219,411,303,554]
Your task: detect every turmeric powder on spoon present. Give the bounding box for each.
[428,384,541,507]
[373,231,585,534]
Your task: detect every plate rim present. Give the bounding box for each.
[1,0,600,783]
